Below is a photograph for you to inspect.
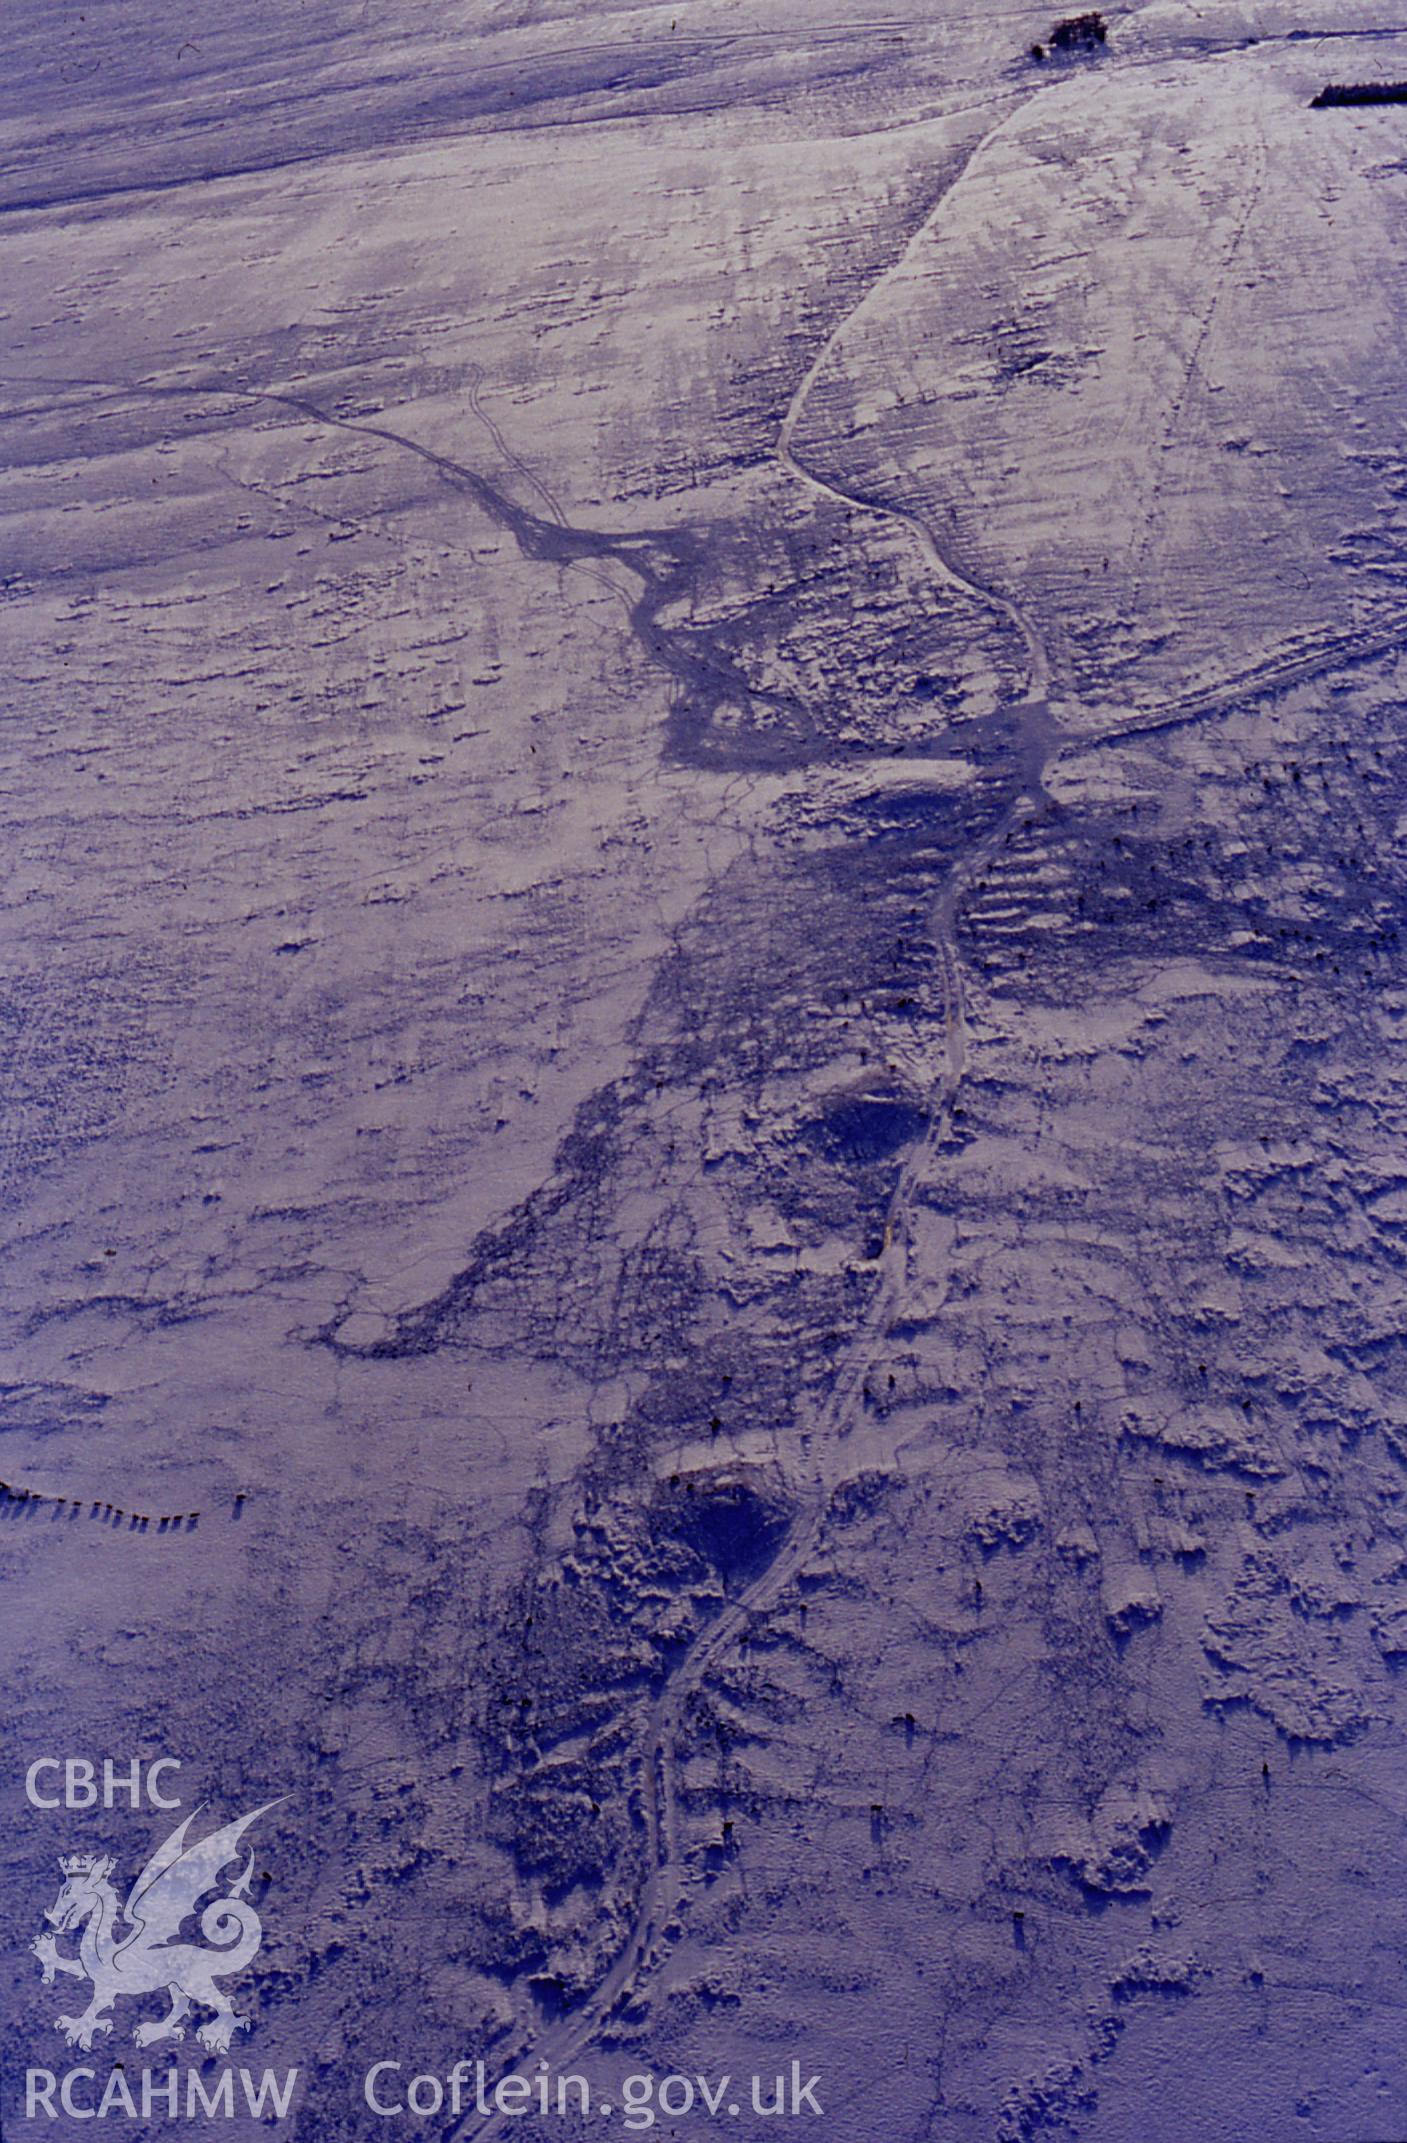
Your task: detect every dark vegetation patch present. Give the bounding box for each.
[655,1470,791,1588]
[805,1080,928,1167]
[1311,81,1407,106]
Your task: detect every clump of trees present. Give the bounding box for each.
[1031,11,1107,59]
[1310,81,1407,106]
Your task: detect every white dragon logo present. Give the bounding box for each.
[30,1802,280,2054]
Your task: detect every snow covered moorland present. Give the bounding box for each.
[3,0,1407,2134]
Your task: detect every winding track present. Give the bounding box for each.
[435,37,1316,2096]
[439,84,1065,2143]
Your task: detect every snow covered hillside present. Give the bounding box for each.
[3,1,1407,2136]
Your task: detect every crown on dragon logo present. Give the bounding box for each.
[58,1853,102,1875]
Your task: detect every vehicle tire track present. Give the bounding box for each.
[1122,121,1268,620]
